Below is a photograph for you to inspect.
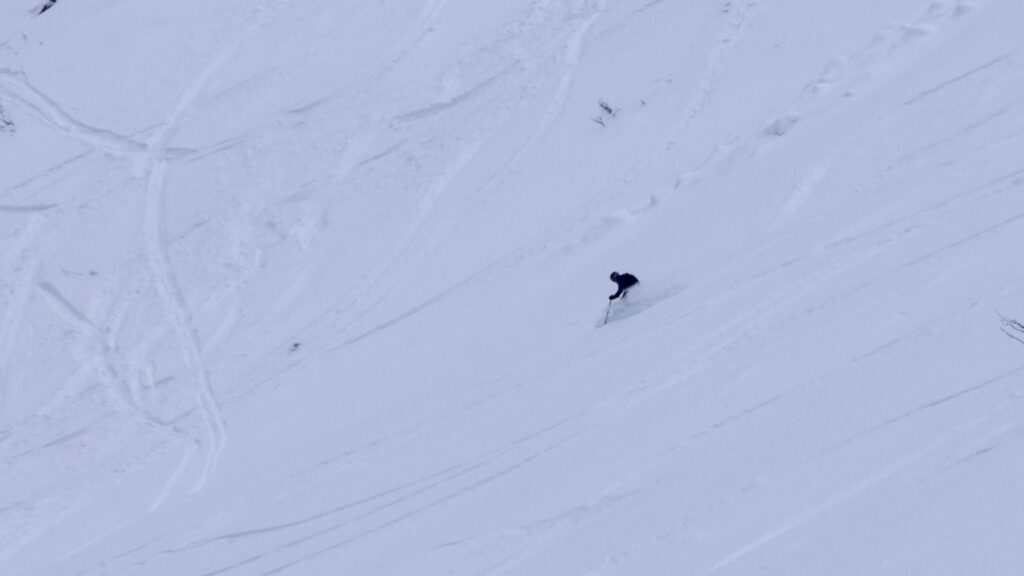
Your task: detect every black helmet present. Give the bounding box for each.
[610,271,620,281]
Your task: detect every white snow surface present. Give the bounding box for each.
[2,0,1024,574]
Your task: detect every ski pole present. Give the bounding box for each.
[603,301,612,325]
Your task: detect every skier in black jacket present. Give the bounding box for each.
[608,271,639,301]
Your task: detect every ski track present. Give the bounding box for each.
[771,162,831,230]
[0,68,146,157]
[618,329,1018,574]
[214,3,471,364]
[0,29,271,547]
[0,268,199,557]
[152,342,701,576]
[137,0,286,497]
[370,0,609,305]
[239,0,612,389]
[3,0,1021,573]
[479,0,762,266]
[666,0,761,151]
[253,432,591,576]
[308,0,611,358]
[0,148,92,199]
[533,226,1018,562]
[148,439,200,513]
[140,420,592,576]
[243,235,914,576]
[0,3,290,556]
[678,0,982,192]
[271,0,454,118]
[463,493,633,576]
[293,299,801,575]
[144,125,225,496]
[299,146,819,461]
[0,203,57,212]
[576,363,1009,576]
[706,396,1010,573]
[35,281,169,430]
[902,51,1014,106]
[395,62,522,124]
[240,118,1024,571]
[708,456,912,573]
[0,215,46,421]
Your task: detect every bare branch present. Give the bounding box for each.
[598,99,618,117]
[998,312,1024,331]
[1002,327,1024,345]
[0,105,13,133]
[37,0,57,15]
[998,312,1024,345]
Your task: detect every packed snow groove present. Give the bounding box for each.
[1,0,1024,574]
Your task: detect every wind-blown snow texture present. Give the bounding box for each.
[2,0,1023,574]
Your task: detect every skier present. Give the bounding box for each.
[608,271,639,301]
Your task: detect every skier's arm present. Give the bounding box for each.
[609,286,624,300]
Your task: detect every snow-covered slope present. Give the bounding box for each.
[2,0,1023,574]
